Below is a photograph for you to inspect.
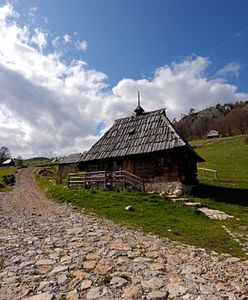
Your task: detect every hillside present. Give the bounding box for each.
[191,135,248,189]
[175,101,248,140]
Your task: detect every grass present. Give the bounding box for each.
[0,166,17,191]
[188,135,248,247]
[191,135,248,189]
[36,135,248,258]
[38,176,246,258]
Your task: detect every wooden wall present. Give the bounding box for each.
[80,147,198,186]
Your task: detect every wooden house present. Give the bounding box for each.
[207,130,219,139]
[57,153,86,183]
[1,158,15,167]
[81,103,204,195]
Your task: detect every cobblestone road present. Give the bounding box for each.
[0,169,247,299]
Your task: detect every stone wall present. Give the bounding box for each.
[145,178,193,196]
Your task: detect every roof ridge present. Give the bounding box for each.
[114,108,165,122]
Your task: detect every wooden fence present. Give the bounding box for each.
[198,167,218,179]
[68,170,145,192]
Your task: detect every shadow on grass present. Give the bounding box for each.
[192,183,248,207]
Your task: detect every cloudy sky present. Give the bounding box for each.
[0,0,248,158]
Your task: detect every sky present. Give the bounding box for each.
[0,0,248,158]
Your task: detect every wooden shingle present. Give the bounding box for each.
[83,108,188,162]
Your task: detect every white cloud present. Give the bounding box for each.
[111,57,247,119]
[63,33,71,43]
[52,36,60,48]
[0,2,18,21]
[215,62,241,79]
[31,28,47,52]
[0,2,247,159]
[75,40,88,51]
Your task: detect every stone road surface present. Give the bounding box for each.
[0,168,247,300]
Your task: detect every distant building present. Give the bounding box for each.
[57,153,87,183]
[207,130,219,139]
[1,158,15,167]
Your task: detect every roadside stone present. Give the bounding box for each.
[36,265,52,274]
[110,276,128,288]
[80,279,92,290]
[167,283,188,298]
[86,286,108,299]
[86,252,100,260]
[57,274,67,284]
[50,265,68,274]
[184,202,203,207]
[122,285,143,299]
[199,283,214,294]
[26,292,54,300]
[35,259,55,266]
[197,208,234,220]
[149,263,165,271]
[142,278,165,290]
[83,260,96,270]
[147,291,168,300]
[66,289,79,300]
[60,255,72,264]
[224,257,240,264]
[72,270,87,280]
[95,264,113,275]
[110,242,130,251]
[146,251,159,258]
[133,257,152,263]
[38,281,51,290]
[226,292,237,300]
[20,261,35,268]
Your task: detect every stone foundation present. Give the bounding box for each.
[145,180,193,196]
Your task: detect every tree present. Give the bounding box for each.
[0,146,11,164]
[16,155,24,168]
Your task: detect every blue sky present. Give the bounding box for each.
[0,0,248,157]
[12,0,248,88]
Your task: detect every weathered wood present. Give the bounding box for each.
[68,170,145,192]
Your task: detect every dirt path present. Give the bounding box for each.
[0,168,247,299]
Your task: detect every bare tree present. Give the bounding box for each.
[0,146,11,164]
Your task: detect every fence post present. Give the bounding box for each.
[68,174,70,188]
[84,173,86,189]
[104,171,107,189]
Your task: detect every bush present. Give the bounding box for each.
[3,174,15,185]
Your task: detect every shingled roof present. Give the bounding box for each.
[59,152,87,164]
[84,108,202,162]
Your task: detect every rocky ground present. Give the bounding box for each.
[0,169,247,300]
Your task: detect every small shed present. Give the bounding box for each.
[81,104,204,194]
[57,153,86,183]
[207,130,219,139]
[1,158,15,167]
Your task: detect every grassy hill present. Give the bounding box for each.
[191,135,248,189]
